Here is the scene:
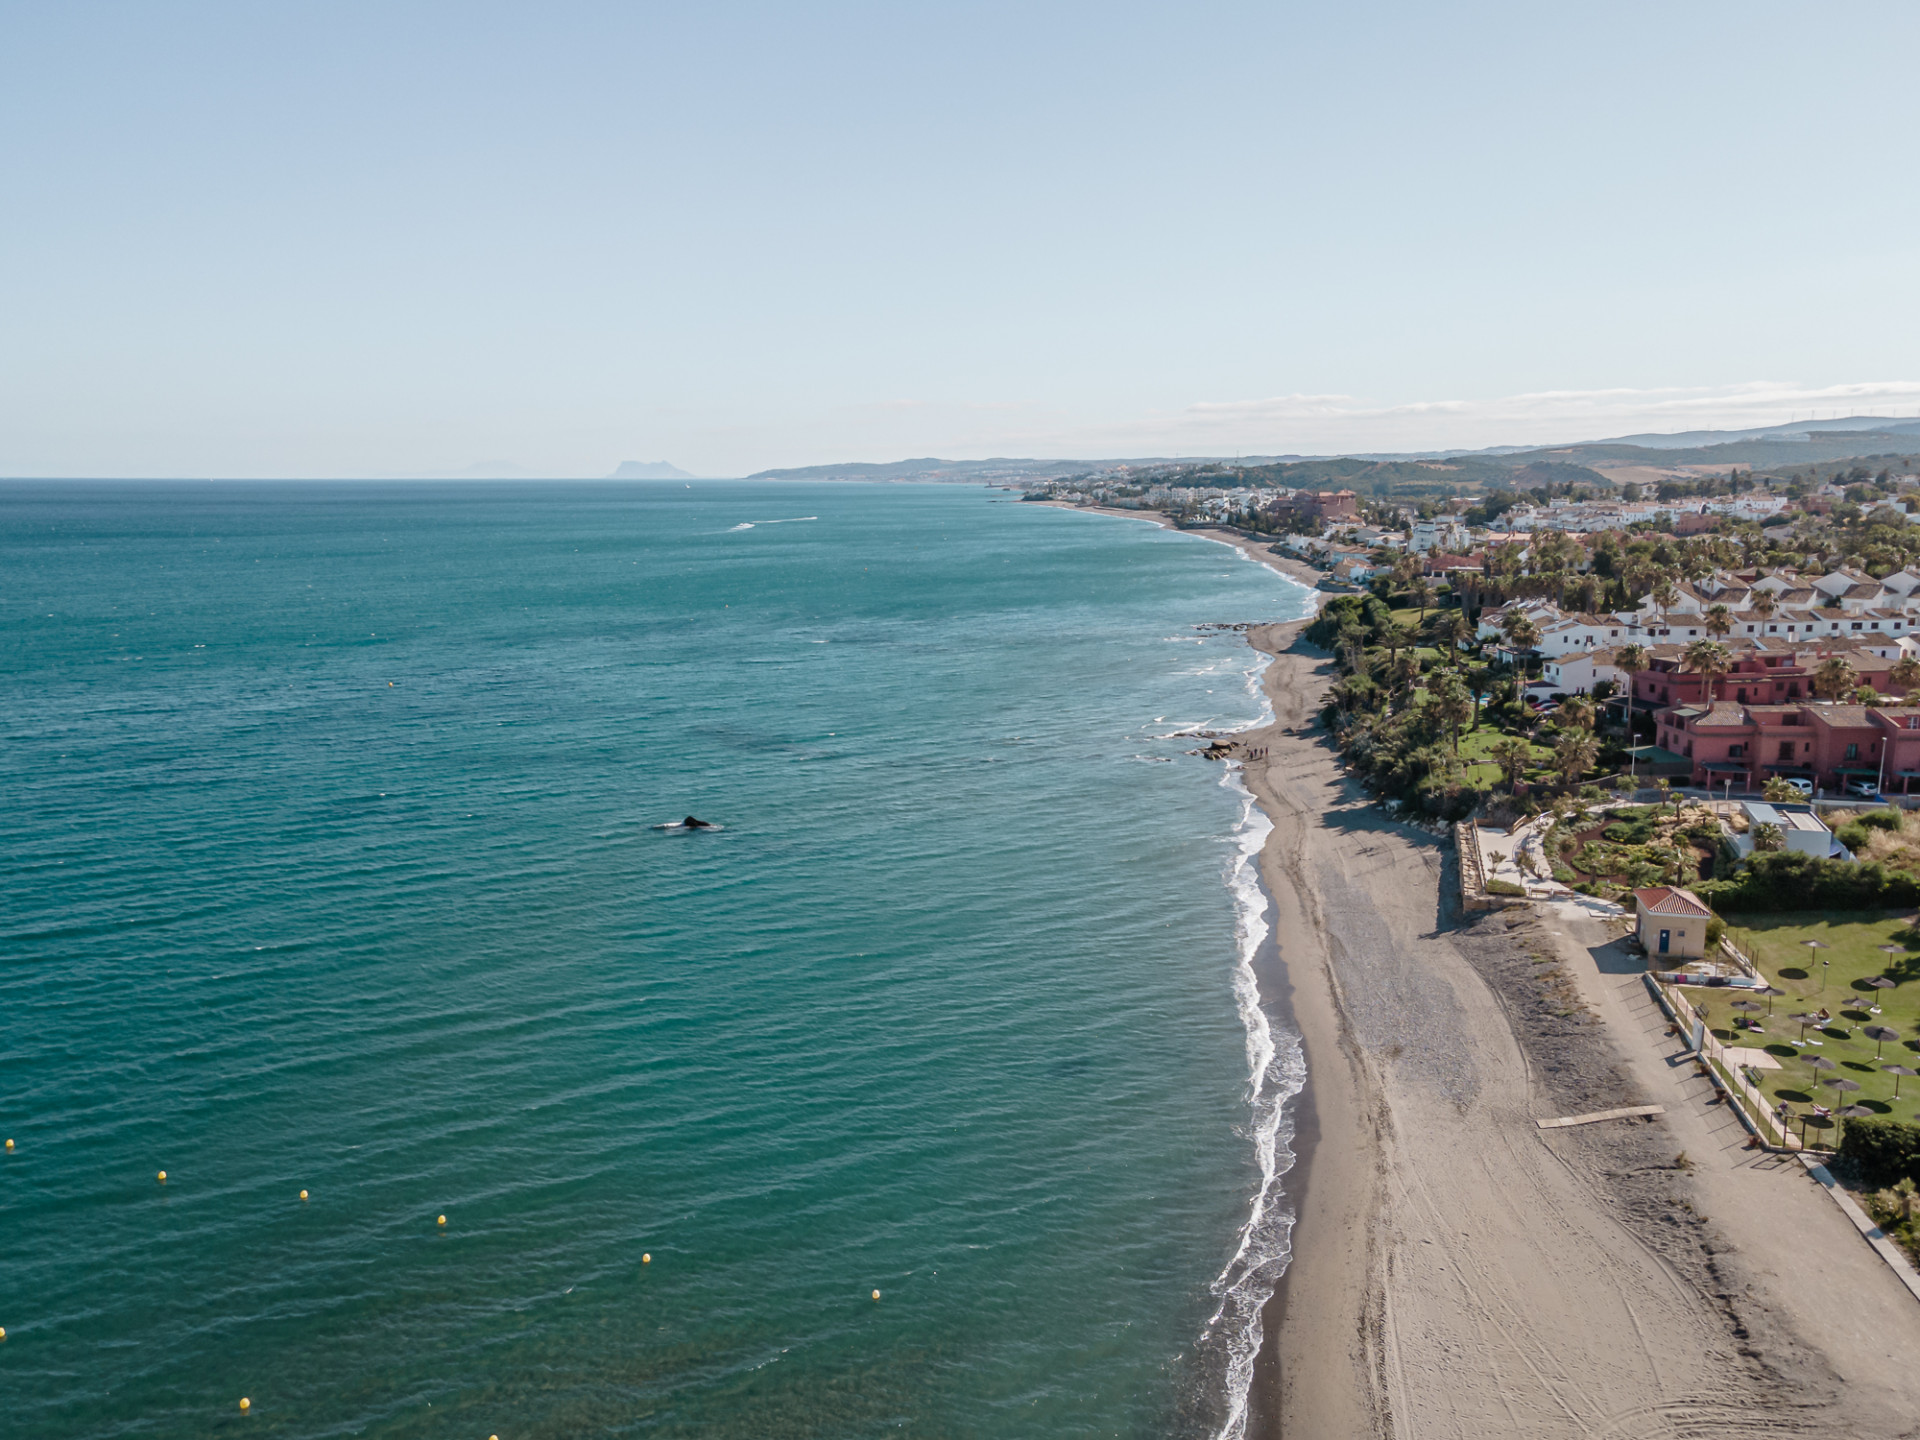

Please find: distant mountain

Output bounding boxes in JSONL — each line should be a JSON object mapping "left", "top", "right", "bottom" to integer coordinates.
{"left": 744, "top": 456, "right": 1098, "bottom": 483}
{"left": 1592, "top": 416, "right": 1920, "bottom": 449}
{"left": 608, "top": 460, "right": 697, "bottom": 480}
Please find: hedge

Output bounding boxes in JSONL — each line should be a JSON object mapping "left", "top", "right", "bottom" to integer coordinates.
{"left": 1839, "top": 1117, "right": 1920, "bottom": 1187}
{"left": 1697, "top": 850, "right": 1920, "bottom": 912}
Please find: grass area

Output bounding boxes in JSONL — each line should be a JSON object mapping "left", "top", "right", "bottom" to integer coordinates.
{"left": 1454, "top": 727, "right": 1539, "bottom": 763}
{"left": 1711, "top": 912, "right": 1920, "bottom": 1139}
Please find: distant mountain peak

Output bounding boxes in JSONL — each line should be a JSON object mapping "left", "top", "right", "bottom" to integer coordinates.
{"left": 608, "top": 460, "right": 696, "bottom": 480}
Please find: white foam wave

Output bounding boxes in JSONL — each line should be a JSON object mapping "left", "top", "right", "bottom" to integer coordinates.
{"left": 1203, "top": 766, "right": 1306, "bottom": 1440}
{"left": 727, "top": 522, "right": 755, "bottom": 531}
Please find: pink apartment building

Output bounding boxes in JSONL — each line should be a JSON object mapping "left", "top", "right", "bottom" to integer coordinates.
{"left": 1654, "top": 702, "right": 1920, "bottom": 793}
{"left": 1630, "top": 643, "right": 1902, "bottom": 712}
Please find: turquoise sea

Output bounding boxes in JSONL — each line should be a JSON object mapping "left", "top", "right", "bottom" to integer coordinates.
{"left": 0, "top": 481, "right": 1313, "bottom": 1439}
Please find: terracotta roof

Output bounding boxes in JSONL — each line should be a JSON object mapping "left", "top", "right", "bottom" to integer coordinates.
{"left": 1635, "top": 886, "right": 1714, "bottom": 918}
{"left": 1808, "top": 705, "right": 1879, "bottom": 726}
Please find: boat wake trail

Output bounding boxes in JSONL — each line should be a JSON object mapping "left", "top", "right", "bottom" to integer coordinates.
{"left": 1201, "top": 767, "right": 1305, "bottom": 1440}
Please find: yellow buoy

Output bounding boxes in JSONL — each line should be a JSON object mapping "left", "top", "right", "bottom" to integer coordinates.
{"left": 5, "top": 1138, "right": 13, "bottom": 1150}
{"left": 0, "top": 1326, "right": 8, "bottom": 1340}
{"left": 157, "top": 1170, "right": 167, "bottom": 1183}
{"left": 239, "top": 1397, "right": 250, "bottom": 1411}
{"left": 642, "top": 1253, "right": 651, "bottom": 1264}
{"left": 299, "top": 1190, "right": 309, "bottom": 1201}
{"left": 437, "top": 1214, "right": 447, "bottom": 1226}
{"left": 872, "top": 1289, "right": 881, "bottom": 1301}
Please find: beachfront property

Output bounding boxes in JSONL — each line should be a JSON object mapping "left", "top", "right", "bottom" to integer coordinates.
{"left": 1632, "top": 885, "right": 1713, "bottom": 959}
{"left": 1629, "top": 638, "right": 1909, "bottom": 711}
{"left": 1542, "top": 648, "right": 1625, "bottom": 695}
{"left": 1725, "top": 800, "right": 1841, "bottom": 859}
{"left": 1653, "top": 701, "right": 1920, "bottom": 794}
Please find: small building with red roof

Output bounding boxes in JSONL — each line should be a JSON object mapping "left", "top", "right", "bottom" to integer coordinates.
{"left": 1633, "top": 885, "right": 1714, "bottom": 960}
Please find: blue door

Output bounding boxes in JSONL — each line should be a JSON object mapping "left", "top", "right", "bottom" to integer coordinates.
{"left": 1659, "top": 929, "right": 1671, "bottom": 955}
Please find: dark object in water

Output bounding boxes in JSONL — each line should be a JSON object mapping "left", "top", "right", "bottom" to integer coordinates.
{"left": 682, "top": 815, "right": 714, "bottom": 829}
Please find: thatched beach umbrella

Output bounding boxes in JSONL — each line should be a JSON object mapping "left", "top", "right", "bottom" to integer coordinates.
{"left": 1884, "top": 1064, "right": 1918, "bottom": 1100}
{"left": 1821, "top": 1074, "right": 1861, "bottom": 1099}
{"left": 1758, "top": 983, "right": 1786, "bottom": 1016}
{"left": 1865, "top": 1024, "right": 1902, "bottom": 1060}
{"left": 1808, "top": 1054, "right": 1839, "bottom": 1078}
{"left": 1730, "top": 998, "right": 1765, "bottom": 1032}
{"left": 1866, "top": 975, "right": 1898, "bottom": 1012}
{"left": 1790, "top": 1012, "right": 1823, "bottom": 1044}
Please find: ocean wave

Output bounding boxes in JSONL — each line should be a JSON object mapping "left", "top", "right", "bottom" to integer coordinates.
{"left": 728, "top": 517, "right": 819, "bottom": 532}
{"left": 1202, "top": 767, "right": 1305, "bottom": 1440}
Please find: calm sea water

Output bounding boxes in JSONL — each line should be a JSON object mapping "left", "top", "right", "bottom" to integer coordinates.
{"left": 0, "top": 481, "right": 1312, "bottom": 1439}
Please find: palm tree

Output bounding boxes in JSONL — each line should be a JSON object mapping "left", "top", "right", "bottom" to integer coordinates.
{"left": 1813, "top": 655, "right": 1859, "bottom": 702}
{"left": 1749, "top": 587, "right": 1778, "bottom": 622}
{"left": 1503, "top": 614, "right": 1540, "bottom": 675}
{"left": 1651, "top": 576, "right": 1680, "bottom": 629}
{"left": 1613, "top": 641, "right": 1650, "bottom": 696}
{"left": 1891, "top": 655, "right": 1920, "bottom": 696}
{"left": 1433, "top": 609, "right": 1470, "bottom": 652}
{"left": 1683, "top": 638, "right": 1733, "bottom": 705}
{"left": 1558, "top": 694, "right": 1595, "bottom": 732}
{"left": 1489, "top": 736, "right": 1533, "bottom": 791}
{"left": 1553, "top": 731, "right": 1599, "bottom": 788}
{"left": 1762, "top": 775, "right": 1801, "bottom": 803}
{"left": 1704, "top": 603, "right": 1733, "bottom": 641}
{"left": 1751, "top": 821, "right": 1785, "bottom": 853}
{"left": 1409, "top": 576, "right": 1433, "bottom": 621}
{"left": 1431, "top": 672, "right": 1475, "bottom": 755}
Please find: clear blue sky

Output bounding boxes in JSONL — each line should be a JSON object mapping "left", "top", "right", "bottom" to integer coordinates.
{"left": 3, "top": 1, "right": 1916, "bottom": 477}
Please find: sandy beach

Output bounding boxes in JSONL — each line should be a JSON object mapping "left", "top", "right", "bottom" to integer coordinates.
{"left": 1042, "top": 500, "right": 1920, "bottom": 1434}
{"left": 1231, "top": 621, "right": 1920, "bottom": 1439}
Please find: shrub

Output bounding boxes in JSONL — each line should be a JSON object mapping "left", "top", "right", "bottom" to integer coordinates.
{"left": 1485, "top": 878, "right": 1526, "bottom": 897}
{"left": 1698, "top": 850, "right": 1920, "bottom": 911}
{"left": 1836, "top": 822, "right": 1870, "bottom": 852}
{"left": 1705, "top": 915, "right": 1726, "bottom": 948}
{"left": 1840, "top": 1117, "right": 1920, "bottom": 1186}
{"left": 1859, "top": 809, "right": 1904, "bottom": 832}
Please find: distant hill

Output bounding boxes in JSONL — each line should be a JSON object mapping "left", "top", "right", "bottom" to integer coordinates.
{"left": 608, "top": 460, "right": 697, "bottom": 480}
{"left": 1596, "top": 416, "right": 1920, "bottom": 449}
{"left": 745, "top": 456, "right": 1106, "bottom": 483}
{"left": 736, "top": 418, "right": 1920, "bottom": 493}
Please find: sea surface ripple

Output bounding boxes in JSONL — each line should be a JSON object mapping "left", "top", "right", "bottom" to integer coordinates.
{"left": 0, "top": 481, "right": 1313, "bottom": 1438}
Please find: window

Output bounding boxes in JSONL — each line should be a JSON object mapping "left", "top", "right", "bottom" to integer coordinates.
{"left": 1778, "top": 740, "right": 1795, "bottom": 762}
{"left": 1846, "top": 743, "right": 1859, "bottom": 761}
{"left": 1852, "top": 622, "right": 1862, "bottom": 630}
{"left": 1769, "top": 625, "right": 1779, "bottom": 633}
{"left": 1730, "top": 744, "right": 1745, "bottom": 758}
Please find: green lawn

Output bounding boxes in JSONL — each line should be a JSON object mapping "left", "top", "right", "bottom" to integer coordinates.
{"left": 1711, "top": 913, "right": 1920, "bottom": 1136}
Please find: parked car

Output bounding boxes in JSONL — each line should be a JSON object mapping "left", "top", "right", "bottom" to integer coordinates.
{"left": 1781, "top": 777, "right": 1813, "bottom": 797}
{"left": 1844, "top": 779, "right": 1882, "bottom": 799}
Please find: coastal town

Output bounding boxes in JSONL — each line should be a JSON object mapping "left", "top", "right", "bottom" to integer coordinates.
{"left": 1066, "top": 439, "right": 1920, "bottom": 1433}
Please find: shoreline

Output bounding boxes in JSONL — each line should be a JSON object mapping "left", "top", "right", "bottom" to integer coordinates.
{"left": 1230, "top": 624, "right": 1920, "bottom": 1437}
{"left": 1051, "top": 499, "right": 1920, "bottom": 1435}
{"left": 1031, "top": 500, "right": 1327, "bottom": 594}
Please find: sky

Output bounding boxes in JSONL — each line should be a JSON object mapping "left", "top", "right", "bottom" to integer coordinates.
{"left": 2, "top": 1, "right": 1917, "bottom": 478}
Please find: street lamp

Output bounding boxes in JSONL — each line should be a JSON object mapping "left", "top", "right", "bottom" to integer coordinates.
{"left": 1803, "top": 939, "right": 1828, "bottom": 993}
